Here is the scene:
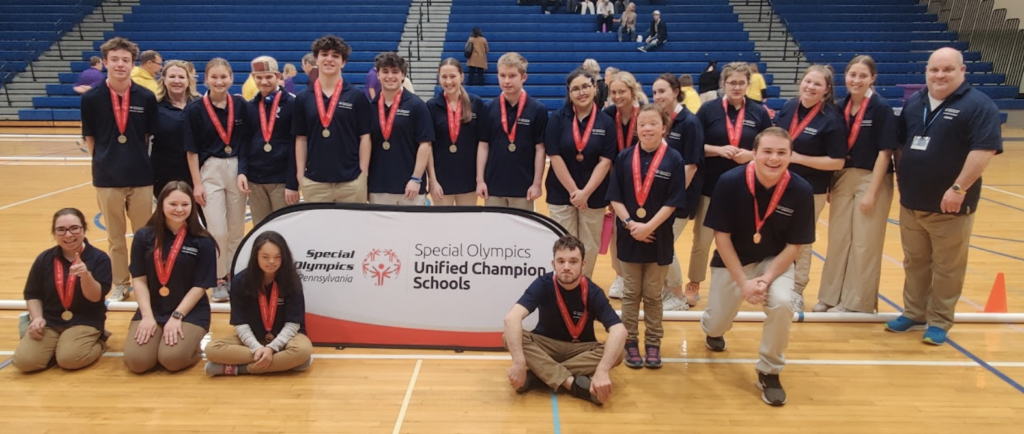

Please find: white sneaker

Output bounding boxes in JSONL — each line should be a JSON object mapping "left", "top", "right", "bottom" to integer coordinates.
{"left": 211, "top": 280, "right": 230, "bottom": 303}
{"left": 108, "top": 284, "right": 130, "bottom": 302}
{"left": 792, "top": 293, "right": 805, "bottom": 312}
{"left": 811, "top": 301, "right": 831, "bottom": 312}
{"left": 662, "top": 290, "right": 689, "bottom": 311}
{"left": 608, "top": 276, "right": 624, "bottom": 299}
{"left": 827, "top": 305, "right": 850, "bottom": 313}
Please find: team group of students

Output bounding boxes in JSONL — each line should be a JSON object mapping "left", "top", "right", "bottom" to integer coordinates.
{"left": 13, "top": 33, "right": 1001, "bottom": 405}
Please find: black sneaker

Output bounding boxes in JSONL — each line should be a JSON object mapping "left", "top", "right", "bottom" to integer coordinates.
{"left": 569, "top": 375, "right": 603, "bottom": 405}
{"left": 516, "top": 370, "right": 543, "bottom": 394}
{"left": 757, "top": 372, "right": 787, "bottom": 406}
{"left": 706, "top": 335, "right": 726, "bottom": 352}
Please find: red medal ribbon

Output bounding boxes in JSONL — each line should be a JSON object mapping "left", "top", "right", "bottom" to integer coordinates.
{"left": 154, "top": 226, "right": 188, "bottom": 290}
{"left": 500, "top": 91, "right": 528, "bottom": 144}
{"left": 572, "top": 104, "right": 598, "bottom": 158}
{"left": 723, "top": 97, "right": 746, "bottom": 147}
{"left": 788, "top": 100, "right": 822, "bottom": 139}
{"left": 378, "top": 89, "right": 403, "bottom": 143}
{"left": 202, "top": 94, "right": 234, "bottom": 145}
{"left": 259, "top": 281, "right": 280, "bottom": 337}
{"left": 552, "top": 274, "right": 588, "bottom": 342}
{"left": 745, "top": 163, "right": 791, "bottom": 238}
{"left": 314, "top": 79, "right": 343, "bottom": 130}
{"left": 53, "top": 245, "right": 84, "bottom": 312}
{"left": 631, "top": 140, "right": 668, "bottom": 216}
{"left": 108, "top": 81, "right": 131, "bottom": 136}
{"left": 844, "top": 93, "right": 870, "bottom": 151}
{"left": 259, "top": 91, "right": 283, "bottom": 145}
{"left": 615, "top": 105, "right": 638, "bottom": 151}
{"left": 447, "top": 96, "right": 462, "bottom": 144}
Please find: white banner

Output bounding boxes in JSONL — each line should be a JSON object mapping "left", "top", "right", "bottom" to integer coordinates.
{"left": 233, "top": 205, "right": 563, "bottom": 349}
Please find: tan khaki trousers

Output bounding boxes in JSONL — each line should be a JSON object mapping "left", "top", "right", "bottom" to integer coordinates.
{"left": 205, "top": 334, "right": 313, "bottom": 374}
{"left": 123, "top": 320, "right": 206, "bottom": 373}
{"left": 899, "top": 206, "right": 975, "bottom": 331}
{"left": 793, "top": 194, "right": 827, "bottom": 295}
{"left": 619, "top": 261, "right": 668, "bottom": 346}
{"left": 368, "top": 193, "right": 427, "bottom": 205}
{"left": 687, "top": 195, "right": 714, "bottom": 284}
{"left": 300, "top": 172, "right": 368, "bottom": 204}
{"left": 665, "top": 218, "right": 690, "bottom": 288}
{"left": 505, "top": 331, "right": 616, "bottom": 390}
{"left": 12, "top": 325, "right": 105, "bottom": 372}
{"left": 96, "top": 186, "right": 153, "bottom": 286}
{"left": 200, "top": 157, "right": 247, "bottom": 277}
{"left": 432, "top": 192, "right": 478, "bottom": 206}
{"left": 248, "top": 182, "right": 287, "bottom": 226}
{"left": 548, "top": 204, "right": 606, "bottom": 277}
{"left": 485, "top": 196, "right": 534, "bottom": 212}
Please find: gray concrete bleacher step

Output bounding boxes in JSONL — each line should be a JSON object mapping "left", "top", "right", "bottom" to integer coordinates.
{"left": 400, "top": 0, "right": 453, "bottom": 100}
{"left": 730, "top": 0, "right": 806, "bottom": 99}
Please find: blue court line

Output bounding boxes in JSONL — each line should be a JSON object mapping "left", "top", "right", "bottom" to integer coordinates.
{"left": 0, "top": 358, "right": 11, "bottom": 371}
{"left": 971, "top": 234, "right": 1024, "bottom": 244}
{"left": 980, "top": 196, "right": 1024, "bottom": 213}
{"left": 550, "top": 391, "right": 562, "bottom": 434}
{"left": 93, "top": 212, "right": 105, "bottom": 231}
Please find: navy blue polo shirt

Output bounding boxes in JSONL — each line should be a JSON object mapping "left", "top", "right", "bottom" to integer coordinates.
{"left": 696, "top": 97, "right": 773, "bottom": 197}
{"left": 292, "top": 79, "right": 372, "bottom": 183}
{"left": 129, "top": 226, "right": 216, "bottom": 330}
{"left": 602, "top": 105, "right": 639, "bottom": 151}
{"left": 705, "top": 165, "right": 816, "bottom": 266}
{"left": 483, "top": 94, "right": 548, "bottom": 197}
{"left": 667, "top": 106, "right": 705, "bottom": 218}
{"left": 840, "top": 92, "right": 898, "bottom": 172}
{"left": 242, "top": 90, "right": 298, "bottom": 190}
{"left": 183, "top": 94, "right": 251, "bottom": 167}
{"left": 151, "top": 99, "right": 194, "bottom": 187}
{"left": 228, "top": 269, "right": 306, "bottom": 342}
{"left": 368, "top": 90, "right": 435, "bottom": 195}
{"left": 896, "top": 82, "right": 1003, "bottom": 215}
{"left": 605, "top": 145, "right": 688, "bottom": 265}
{"left": 516, "top": 273, "right": 622, "bottom": 343}
{"left": 23, "top": 240, "right": 112, "bottom": 331}
{"left": 544, "top": 104, "right": 617, "bottom": 209}
{"left": 427, "top": 93, "right": 487, "bottom": 195}
{"left": 776, "top": 98, "right": 848, "bottom": 194}
{"left": 81, "top": 80, "right": 158, "bottom": 188}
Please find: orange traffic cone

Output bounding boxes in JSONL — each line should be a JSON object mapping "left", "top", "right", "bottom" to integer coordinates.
{"left": 983, "top": 272, "right": 1008, "bottom": 313}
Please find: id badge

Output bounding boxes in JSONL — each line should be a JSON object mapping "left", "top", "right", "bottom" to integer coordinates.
{"left": 910, "top": 136, "right": 930, "bottom": 151}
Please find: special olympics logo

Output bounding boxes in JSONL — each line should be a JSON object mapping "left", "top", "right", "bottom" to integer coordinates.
{"left": 362, "top": 248, "right": 402, "bottom": 286}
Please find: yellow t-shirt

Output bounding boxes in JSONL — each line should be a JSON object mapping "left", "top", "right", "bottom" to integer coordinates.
{"left": 242, "top": 76, "right": 258, "bottom": 101}
{"left": 747, "top": 73, "right": 767, "bottom": 102}
{"left": 130, "top": 66, "right": 158, "bottom": 94}
{"left": 681, "top": 86, "right": 701, "bottom": 114}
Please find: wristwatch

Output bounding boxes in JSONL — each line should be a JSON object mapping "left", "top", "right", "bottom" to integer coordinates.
{"left": 951, "top": 184, "right": 967, "bottom": 195}
{"left": 171, "top": 311, "right": 184, "bottom": 320}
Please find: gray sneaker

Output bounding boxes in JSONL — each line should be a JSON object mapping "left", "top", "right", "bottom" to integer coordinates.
{"left": 18, "top": 312, "right": 30, "bottom": 339}
{"left": 608, "top": 276, "right": 624, "bottom": 299}
{"left": 211, "top": 280, "right": 230, "bottom": 303}
{"left": 108, "top": 284, "right": 130, "bottom": 302}
{"left": 757, "top": 372, "right": 787, "bottom": 406}
{"left": 792, "top": 293, "right": 805, "bottom": 312}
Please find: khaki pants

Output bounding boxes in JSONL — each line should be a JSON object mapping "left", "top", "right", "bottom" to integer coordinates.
{"left": 818, "top": 169, "right": 893, "bottom": 312}
{"left": 205, "top": 334, "right": 313, "bottom": 374}
{"left": 200, "top": 157, "right": 247, "bottom": 278}
{"left": 687, "top": 195, "right": 714, "bottom": 284}
{"left": 793, "top": 194, "right": 827, "bottom": 295}
{"left": 96, "top": 186, "right": 153, "bottom": 286}
{"left": 702, "top": 260, "right": 796, "bottom": 375}
{"left": 300, "top": 173, "right": 367, "bottom": 204}
{"left": 123, "top": 320, "right": 207, "bottom": 373}
{"left": 485, "top": 196, "right": 534, "bottom": 212}
{"left": 665, "top": 218, "right": 690, "bottom": 288}
{"left": 699, "top": 91, "right": 718, "bottom": 104}
{"left": 505, "top": 331, "right": 615, "bottom": 390}
{"left": 619, "top": 261, "right": 668, "bottom": 346}
{"left": 368, "top": 193, "right": 426, "bottom": 205}
{"left": 248, "top": 182, "right": 287, "bottom": 226}
{"left": 432, "top": 192, "right": 478, "bottom": 206}
{"left": 12, "top": 325, "right": 105, "bottom": 372}
{"left": 899, "top": 206, "right": 975, "bottom": 331}
{"left": 548, "top": 205, "right": 606, "bottom": 277}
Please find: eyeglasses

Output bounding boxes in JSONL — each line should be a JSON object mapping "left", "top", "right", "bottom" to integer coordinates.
{"left": 725, "top": 81, "right": 748, "bottom": 88}
{"left": 569, "top": 83, "right": 595, "bottom": 96}
{"left": 55, "top": 226, "right": 83, "bottom": 236}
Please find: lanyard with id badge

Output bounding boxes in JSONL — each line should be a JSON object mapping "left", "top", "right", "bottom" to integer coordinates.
{"left": 911, "top": 104, "right": 942, "bottom": 151}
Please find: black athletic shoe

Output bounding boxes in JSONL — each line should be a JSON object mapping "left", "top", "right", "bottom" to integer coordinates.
{"left": 705, "top": 335, "right": 726, "bottom": 352}
{"left": 757, "top": 372, "right": 787, "bottom": 406}
{"left": 516, "top": 370, "right": 543, "bottom": 394}
{"left": 569, "top": 375, "right": 603, "bottom": 405}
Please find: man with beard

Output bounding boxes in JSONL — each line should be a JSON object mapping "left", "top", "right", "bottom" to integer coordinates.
{"left": 502, "top": 235, "right": 626, "bottom": 405}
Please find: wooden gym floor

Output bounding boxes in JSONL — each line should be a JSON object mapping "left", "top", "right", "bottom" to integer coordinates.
{"left": 0, "top": 131, "right": 1023, "bottom": 433}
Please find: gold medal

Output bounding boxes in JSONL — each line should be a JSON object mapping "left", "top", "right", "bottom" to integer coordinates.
{"left": 224, "top": 146, "right": 233, "bottom": 154}
{"left": 636, "top": 207, "right": 647, "bottom": 219}
{"left": 263, "top": 143, "right": 272, "bottom": 153}
{"left": 265, "top": 333, "right": 274, "bottom": 342}
{"left": 61, "top": 310, "right": 73, "bottom": 321}
{"left": 508, "top": 143, "right": 516, "bottom": 152}
{"left": 118, "top": 134, "right": 127, "bottom": 144}
{"left": 159, "top": 286, "right": 170, "bottom": 297}
{"left": 449, "top": 144, "right": 457, "bottom": 153}
{"left": 576, "top": 153, "right": 584, "bottom": 162}
{"left": 753, "top": 233, "right": 762, "bottom": 244}
{"left": 382, "top": 141, "right": 391, "bottom": 150}
{"left": 322, "top": 129, "right": 331, "bottom": 138}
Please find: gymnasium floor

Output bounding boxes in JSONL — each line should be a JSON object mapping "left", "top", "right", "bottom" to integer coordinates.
{"left": 0, "top": 131, "right": 1022, "bottom": 433}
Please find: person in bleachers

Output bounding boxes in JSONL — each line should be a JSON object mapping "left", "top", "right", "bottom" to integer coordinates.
{"left": 131, "top": 50, "right": 163, "bottom": 95}
{"left": 603, "top": 71, "right": 648, "bottom": 299}
{"left": 185, "top": 58, "right": 251, "bottom": 303}
{"left": 283, "top": 63, "right": 297, "bottom": 94}
{"left": 613, "top": 0, "right": 631, "bottom": 15}
{"left": 637, "top": 10, "right": 666, "bottom": 52}
{"left": 544, "top": 68, "right": 616, "bottom": 278}
{"left": 813, "top": 55, "right": 896, "bottom": 314}
{"left": 651, "top": 73, "right": 703, "bottom": 311}
{"left": 677, "top": 74, "right": 701, "bottom": 114}
{"left": 582, "top": 59, "right": 607, "bottom": 109}
{"left": 238, "top": 56, "right": 298, "bottom": 225}
{"left": 241, "top": 74, "right": 258, "bottom": 101}
{"left": 292, "top": 35, "right": 372, "bottom": 204}
{"left": 301, "top": 53, "right": 318, "bottom": 91}
{"left": 427, "top": 58, "right": 486, "bottom": 206}
{"left": 597, "top": 0, "right": 614, "bottom": 32}
{"left": 774, "top": 65, "right": 847, "bottom": 310}
{"left": 698, "top": 61, "right": 720, "bottom": 103}
{"left": 152, "top": 60, "right": 201, "bottom": 198}
{"left": 746, "top": 63, "right": 767, "bottom": 103}
{"left": 466, "top": 27, "right": 489, "bottom": 86}
{"left": 73, "top": 56, "right": 104, "bottom": 95}
{"left": 541, "top": 0, "right": 565, "bottom": 14}
{"left": 365, "top": 59, "right": 381, "bottom": 101}
{"left": 367, "top": 52, "right": 434, "bottom": 205}
{"left": 82, "top": 37, "right": 158, "bottom": 303}
{"left": 688, "top": 62, "right": 772, "bottom": 308}
{"left": 477, "top": 53, "right": 548, "bottom": 212}
{"left": 884, "top": 47, "right": 1002, "bottom": 345}
{"left": 616, "top": 2, "right": 637, "bottom": 42}
{"left": 604, "top": 66, "right": 619, "bottom": 89}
